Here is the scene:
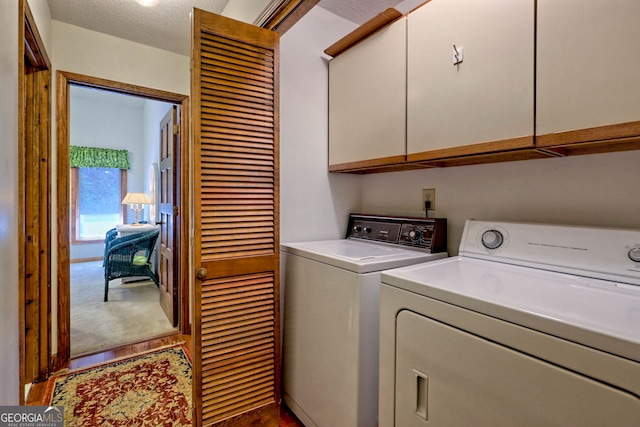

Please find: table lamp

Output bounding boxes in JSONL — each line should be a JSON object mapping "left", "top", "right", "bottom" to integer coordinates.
{"left": 121, "top": 192, "right": 151, "bottom": 225}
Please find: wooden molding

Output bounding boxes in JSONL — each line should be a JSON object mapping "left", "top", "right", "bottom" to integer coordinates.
{"left": 20, "top": 0, "right": 53, "bottom": 400}
{"left": 258, "top": 0, "right": 320, "bottom": 35}
{"left": 328, "top": 154, "right": 407, "bottom": 172}
{"left": 328, "top": 132, "right": 640, "bottom": 174}
{"left": 418, "top": 148, "right": 555, "bottom": 168}
{"left": 331, "top": 148, "right": 553, "bottom": 174}
{"left": 536, "top": 120, "right": 640, "bottom": 147}
{"left": 407, "top": 135, "right": 534, "bottom": 163}
{"left": 539, "top": 135, "right": 640, "bottom": 157}
{"left": 70, "top": 257, "right": 103, "bottom": 264}
{"left": 23, "top": 0, "right": 50, "bottom": 70}
{"left": 54, "top": 71, "right": 71, "bottom": 372}
{"left": 331, "top": 162, "right": 432, "bottom": 175}
{"left": 324, "top": 8, "right": 403, "bottom": 58}
{"left": 57, "top": 71, "right": 188, "bottom": 103}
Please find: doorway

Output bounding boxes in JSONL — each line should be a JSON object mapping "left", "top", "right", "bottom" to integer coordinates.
{"left": 67, "top": 85, "right": 176, "bottom": 356}
{"left": 54, "top": 71, "right": 190, "bottom": 370}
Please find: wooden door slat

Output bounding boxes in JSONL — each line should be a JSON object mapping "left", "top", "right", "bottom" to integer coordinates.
{"left": 194, "top": 9, "right": 280, "bottom": 425}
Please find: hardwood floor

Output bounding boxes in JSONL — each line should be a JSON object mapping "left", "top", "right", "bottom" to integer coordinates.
{"left": 27, "top": 332, "right": 305, "bottom": 426}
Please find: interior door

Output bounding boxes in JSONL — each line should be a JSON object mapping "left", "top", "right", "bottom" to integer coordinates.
{"left": 192, "top": 8, "right": 280, "bottom": 426}
{"left": 20, "top": 0, "right": 51, "bottom": 392}
{"left": 159, "top": 106, "right": 178, "bottom": 326}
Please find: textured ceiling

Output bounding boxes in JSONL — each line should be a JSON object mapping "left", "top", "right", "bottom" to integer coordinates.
{"left": 318, "top": 0, "right": 404, "bottom": 25}
{"left": 47, "top": 0, "right": 405, "bottom": 56}
{"left": 47, "top": 0, "right": 232, "bottom": 56}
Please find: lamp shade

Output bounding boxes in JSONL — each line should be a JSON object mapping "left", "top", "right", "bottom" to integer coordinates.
{"left": 122, "top": 192, "right": 151, "bottom": 205}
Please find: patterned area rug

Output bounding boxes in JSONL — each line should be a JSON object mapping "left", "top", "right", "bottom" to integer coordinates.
{"left": 43, "top": 344, "right": 192, "bottom": 426}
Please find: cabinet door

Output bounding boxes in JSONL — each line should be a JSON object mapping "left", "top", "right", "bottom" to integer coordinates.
{"left": 407, "top": 0, "right": 534, "bottom": 161}
{"left": 537, "top": 0, "right": 640, "bottom": 146}
{"left": 329, "top": 17, "right": 406, "bottom": 169}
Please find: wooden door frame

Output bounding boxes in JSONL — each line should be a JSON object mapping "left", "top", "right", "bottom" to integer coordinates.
{"left": 54, "top": 71, "right": 190, "bottom": 370}
{"left": 19, "top": 0, "right": 51, "bottom": 404}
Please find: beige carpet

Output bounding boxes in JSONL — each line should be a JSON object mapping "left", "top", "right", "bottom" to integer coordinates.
{"left": 70, "top": 261, "right": 177, "bottom": 356}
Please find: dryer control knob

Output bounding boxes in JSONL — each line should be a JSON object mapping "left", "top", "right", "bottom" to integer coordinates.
{"left": 364, "top": 226, "right": 372, "bottom": 233}
{"left": 628, "top": 247, "right": 640, "bottom": 262}
{"left": 353, "top": 225, "right": 362, "bottom": 233}
{"left": 409, "top": 229, "right": 422, "bottom": 241}
{"left": 481, "top": 230, "right": 504, "bottom": 250}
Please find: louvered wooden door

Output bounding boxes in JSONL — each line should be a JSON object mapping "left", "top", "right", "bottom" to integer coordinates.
{"left": 192, "top": 9, "right": 280, "bottom": 427}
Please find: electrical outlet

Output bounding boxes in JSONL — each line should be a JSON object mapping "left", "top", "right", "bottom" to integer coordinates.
{"left": 422, "top": 188, "right": 436, "bottom": 211}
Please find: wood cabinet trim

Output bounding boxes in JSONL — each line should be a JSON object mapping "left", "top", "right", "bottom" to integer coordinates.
{"left": 324, "top": 8, "right": 403, "bottom": 58}
{"left": 407, "top": 135, "right": 534, "bottom": 163}
{"left": 418, "top": 148, "right": 555, "bottom": 168}
{"left": 536, "top": 121, "right": 640, "bottom": 148}
{"left": 540, "top": 136, "right": 640, "bottom": 157}
{"left": 328, "top": 154, "right": 407, "bottom": 172}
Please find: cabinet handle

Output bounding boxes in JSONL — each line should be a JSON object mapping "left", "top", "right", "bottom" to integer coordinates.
{"left": 414, "top": 369, "right": 429, "bottom": 421}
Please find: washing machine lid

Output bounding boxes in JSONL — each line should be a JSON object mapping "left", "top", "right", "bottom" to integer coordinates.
{"left": 281, "top": 239, "right": 447, "bottom": 273}
{"left": 381, "top": 257, "right": 640, "bottom": 362}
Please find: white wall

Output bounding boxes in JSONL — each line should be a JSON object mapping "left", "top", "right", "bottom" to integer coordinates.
{"left": 361, "top": 151, "right": 640, "bottom": 255}
{"left": 26, "top": 0, "right": 52, "bottom": 55}
{"left": 280, "top": 7, "right": 362, "bottom": 242}
{"left": 52, "top": 21, "right": 189, "bottom": 95}
{"left": 142, "top": 101, "right": 173, "bottom": 223}
{"left": 0, "top": 0, "right": 20, "bottom": 406}
{"left": 222, "top": 0, "right": 271, "bottom": 23}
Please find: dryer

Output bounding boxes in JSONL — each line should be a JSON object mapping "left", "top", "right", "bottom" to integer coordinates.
{"left": 379, "top": 220, "right": 640, "bottom": 426}
{"left": 282, "top": 214, "right": 447, "bottom": 427}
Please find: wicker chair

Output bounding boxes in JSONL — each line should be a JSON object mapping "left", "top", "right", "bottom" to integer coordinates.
{"left": 103, "top": 229, "right": 160, "bottom": 302}
{"left": 103, "top": 227, "right": 119, "bottom": 267}
{"left": 102, "top": 222, "right": 149, "bottom": 266}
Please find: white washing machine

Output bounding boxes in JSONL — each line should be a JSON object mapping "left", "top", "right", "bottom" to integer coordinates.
{"left": 380, "top": 220, "right": 640, "bottom": 427}
{"left": 282, "top": 214, "right": 448, "bottom": 427}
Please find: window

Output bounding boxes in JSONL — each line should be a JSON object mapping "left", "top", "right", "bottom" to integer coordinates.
{"left": 71, "top": 167, "right": 127, "bottom": 243}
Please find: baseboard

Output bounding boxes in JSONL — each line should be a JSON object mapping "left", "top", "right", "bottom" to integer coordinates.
{"left": 70, "top": 257, "right": 103, "bottom": 264}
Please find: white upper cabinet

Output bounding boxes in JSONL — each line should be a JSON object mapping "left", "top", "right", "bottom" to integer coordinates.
{"left": 537, "top": 0, "right": 640, "bottom": 143}
{"left": 328, "top": 17, "right": 407, "bottom": 168}
{"left": 407, "top": 0, "right": 534, "bottom": 160}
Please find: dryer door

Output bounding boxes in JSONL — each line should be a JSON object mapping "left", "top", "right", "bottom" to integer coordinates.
{"left": 395, "top": 310, "right": 639, "bottom": 427}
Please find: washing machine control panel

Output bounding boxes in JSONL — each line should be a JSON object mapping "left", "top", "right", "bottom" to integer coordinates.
{"left": 347, "top": 214, "right": 447, "bottom": 253}
{"left": 350, "top": 220, "right": 401, "bottom": 243}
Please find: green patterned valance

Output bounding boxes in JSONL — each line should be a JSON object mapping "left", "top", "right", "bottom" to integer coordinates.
{"left": 70, "top": 146, "right": 130, "bottom": 169}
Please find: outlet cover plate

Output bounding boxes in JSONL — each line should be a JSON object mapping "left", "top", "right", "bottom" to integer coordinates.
{"left": 422, "top": 188, "right": 436, "bottom": 210}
